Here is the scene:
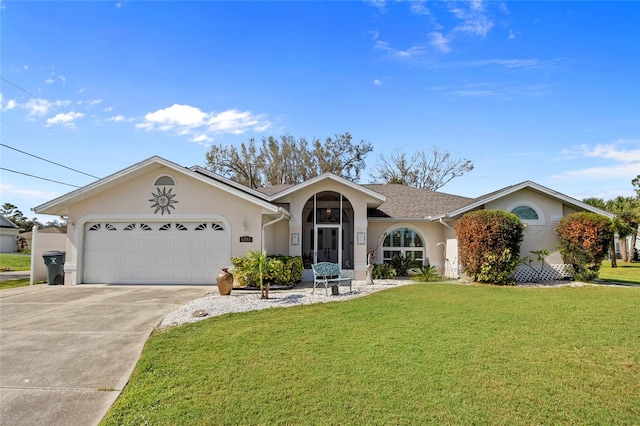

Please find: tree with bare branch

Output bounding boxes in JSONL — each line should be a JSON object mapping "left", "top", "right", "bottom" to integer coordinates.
{"left": 371, "top": 146, "right": 474, "bottom": 190}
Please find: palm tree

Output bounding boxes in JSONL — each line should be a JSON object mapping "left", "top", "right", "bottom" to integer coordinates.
{"left": 606, "top": 196, "right": 640, "bottom": 263}
{"left": 247, "top": 249, "right": 271, "bottom": 299}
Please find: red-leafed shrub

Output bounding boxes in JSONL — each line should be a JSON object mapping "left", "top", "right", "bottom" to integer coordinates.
{"left": 455, "top": 210, "right": 524, "bottom": 285}
{"left": 555, "top": 212, "right": 612, "bottom": 282}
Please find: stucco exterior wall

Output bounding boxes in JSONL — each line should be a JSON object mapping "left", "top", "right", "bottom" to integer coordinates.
{"left": 64, "top": 166, "right": 267, "bottom": 283}
{"left": 485, "top": 188, "right": 564, "bottom": 263}
{"left": 29, "top": 229, "right": 67, "bottom": 284}
{"left": 367, "top": 220, "right": 447, "bottom": 272}
{"left": 283, "top": 180, "right": 371, "bottom": 279}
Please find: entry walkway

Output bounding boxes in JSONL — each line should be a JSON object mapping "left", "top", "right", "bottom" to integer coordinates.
{"left": 0, "top": 284, "right": 208, "bottom": 426}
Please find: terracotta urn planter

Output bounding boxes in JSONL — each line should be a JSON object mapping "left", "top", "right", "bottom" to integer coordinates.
{"left": 216, "top": 268, "right": 234, "bottom": 296}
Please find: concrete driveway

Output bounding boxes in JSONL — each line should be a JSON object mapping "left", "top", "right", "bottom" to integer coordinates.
{"left": 0, "top": 284, "right": 209, "bottom": 426}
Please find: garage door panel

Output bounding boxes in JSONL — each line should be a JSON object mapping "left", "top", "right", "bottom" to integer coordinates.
{"left": 83, "top": 222, "right": 228, "bottom": 284}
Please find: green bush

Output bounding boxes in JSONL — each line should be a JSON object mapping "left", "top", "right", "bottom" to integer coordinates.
{"left": 231, "top": 254, "right": 303, "bottom": 287}
{"left": 372, "top": 263, "right": 396, "bottom": 279}
{"left": 476, "top": 249, "right": 518, "bottom": 285}
{"left": 455, "top": 210, "right": 524, "bottom": 284}
{"left": 555, "top": 212, "right": 612, "bottom": 282}
{"left": 390, "top": 253, "right": 421, "bottom": 277}
{"left": 410, "top": 266, "right": 441, "bottom": 282}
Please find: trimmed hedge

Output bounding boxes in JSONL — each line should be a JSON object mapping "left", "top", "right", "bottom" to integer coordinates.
{"left": 231, "top": 254, "right": 303, "bottom": 287}
{"left": 555, "top": 212, "right": 612, "bottom": 281}
{"left": 455, "top": 210, "right": 524, "bottom": 285}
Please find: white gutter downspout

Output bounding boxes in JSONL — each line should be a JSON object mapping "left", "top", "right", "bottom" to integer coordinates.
{"left": 261, "top": 207, "right": 289, "bottom": 252}
{"left": 439, "top": 217, "right": 454, "bottom": 230}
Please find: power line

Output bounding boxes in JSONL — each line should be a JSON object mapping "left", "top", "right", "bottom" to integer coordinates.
{"left": 0, "top": 167, "right": 81, "bottom": 188}
{"left": 0, "top": 143, "right": 101, "bottom": 179}
{"left": 0, "top": 76, "right": 36, "bottom": 97}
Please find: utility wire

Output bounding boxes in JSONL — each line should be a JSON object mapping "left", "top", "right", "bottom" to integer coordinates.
{"left": 0, "top": 77, "right": 36, "bottom": 97}
{"left": 0, "top": 167, "right": 81, "bottom": 188}
{"left": 0, "top": 143, "right": 101, "bottom": 179}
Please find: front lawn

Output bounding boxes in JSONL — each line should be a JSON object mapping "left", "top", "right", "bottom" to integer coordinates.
{"left": 0, "top": 253, "right": 31, "bottom": 271}
{"left": 101, "top": 283, "right": 640, "bottom": 425}
{"left": 599, "top": 261, "right": 640, "bottom": 284}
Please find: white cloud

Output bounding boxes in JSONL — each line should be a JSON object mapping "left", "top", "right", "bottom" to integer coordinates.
{"left": 137, "top": 104, "right": 272, "bottom": 143}
{"left": 59, "top": 75, "right": 66, "bottom": 85}
{"left": 4, "top": 99, "right": 17, "bottom": 111}
{"left": 374, "top": 39, "right": 426, "bottom": 59}
{"left": 86, "top": 99, "right": 103, "bottom": 107}
{"left": 46, "top": 111, "right": 85, "bottom": 128}
{"left": 0, "top": 183, "right": 60, "bottom": 202}
{"left": 25, "top": 98, "right": 53, "bottom": 117}
{"left": 106, "top": 115, "right": 126, "bottom": 122}
{"left": 430, "top": 32, "right": 451, "bottom": 52}
{"left": 552, "top": 142, "right": 640, "bottom": 180}
{"left": 138, "top": 104, "right": 208, "bottom": 131}
{"left": 449, "top": 2, "right": 494, "bottom": 36}
{"left": 409, "top": 0, "right": 431, "bottom": 16}
{"left": 207, "top": 109, "right": 269, "bottom": 134}
{"left": 560, "top": 143, "right": 640, "bottom": 163}
{"left": 44, "top": 78, "right": 55, "bottom": 85}
{"left": 373, "top": 79, "right": 383, "bottom": 86}
{"left": 192, "top": 134, "right": 213, "bottom": 143}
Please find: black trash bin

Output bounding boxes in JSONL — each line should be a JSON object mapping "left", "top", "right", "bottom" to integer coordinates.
{"left": 42, "top": 251, "right": 66, "bottom": 285}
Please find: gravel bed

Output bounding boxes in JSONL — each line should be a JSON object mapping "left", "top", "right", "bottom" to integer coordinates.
{"left": 158, "top": 278, "right": 591, "bottom": 329}
{"left": 159, "top": 279, "right": 415, "bottom": 329}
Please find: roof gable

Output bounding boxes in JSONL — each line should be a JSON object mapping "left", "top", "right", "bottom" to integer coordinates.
{"left": 267, "top": 173, "right": 387, "bottom": 205}
{"left": 0, "top": 215, "right": 20, "bottom": 229}
{"left": 437, "top": 180, "right": 615, "bottom": 219}
{"left": 34, "top": 156, "right": 282, "bottom": 216}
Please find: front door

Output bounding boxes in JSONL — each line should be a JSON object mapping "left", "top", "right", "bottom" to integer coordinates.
{"left": 316, "top": 226, "right": 339, "bottom": 263}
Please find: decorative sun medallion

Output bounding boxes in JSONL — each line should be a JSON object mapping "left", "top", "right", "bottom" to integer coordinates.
{"left": 149, "top": 187, "right": 178, "bottom": 215}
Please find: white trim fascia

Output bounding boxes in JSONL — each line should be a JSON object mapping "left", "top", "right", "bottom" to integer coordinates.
{"left": 34, "top": 156, "right": 282, "bottom": 216}
{"left": 367, "top": 217, "right": 433, "bottom": 223}
{"left": 431, "top": 180, "right": 615, "bottom": 220}
{"left": 268, "top": 173, "right": 387, "bottom": 203}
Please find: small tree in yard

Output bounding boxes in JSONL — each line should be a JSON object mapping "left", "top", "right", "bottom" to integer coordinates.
{"left": 555, "top": 212, "right": 612, "bottom": 282}
{"left": 455, "top": 210, "right": 524, "bottom": 285}
{"left": 247, "top": 249, "right": 272, "bottom": 299}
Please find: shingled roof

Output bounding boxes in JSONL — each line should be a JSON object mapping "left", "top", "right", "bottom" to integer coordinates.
{"left": 362, "top": 184, "right": 473, "bottom": 219}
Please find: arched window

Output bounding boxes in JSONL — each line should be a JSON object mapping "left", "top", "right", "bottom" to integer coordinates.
{"left": 508, "top": 201, "right": 545, "bottom": 225}
{"left": 154, "top": 175, "right": 175, "bottom": 186}
{"left": 382, "top": 228, "right": 425, "bottom": 265}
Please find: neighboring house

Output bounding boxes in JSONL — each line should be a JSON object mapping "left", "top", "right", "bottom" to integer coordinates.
{"left": 33, "top": 156, "right": 613, "bottom": 285}
{"left": 19, "top": 226, "right": 67, "bottom": 251}
{"left": 0, "top": 215, "right": 21, "bottom": 253}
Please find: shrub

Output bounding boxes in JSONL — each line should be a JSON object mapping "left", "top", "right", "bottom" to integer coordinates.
{"left": 410, "top": 265, "right": 441, "bottom": 282}
{"left": 555, "top": 212, "right": 612, "bottom": 282}
{"left": 372, "top": 263, "right": 396, "bottom": 279}
{"left": 390, "top": 253, "right": 420, "bottom": 277}
{"left": 231, "top": 254, "right": 303, "bottom": 287}
{"left": 455, "top": 210, "right": 524, "bottom": 284}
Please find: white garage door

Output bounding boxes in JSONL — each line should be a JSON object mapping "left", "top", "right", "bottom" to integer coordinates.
{"left": 83, "top": 221, "right": 228, "bottom": 284}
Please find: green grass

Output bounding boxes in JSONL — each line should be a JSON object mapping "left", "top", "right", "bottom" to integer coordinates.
{"left": 0, "top": 253, "right": 31, "bottom": 271}
{"left": 101, "top": 283, "right": 640, "bottom": 425}
{"left": 598, "top": 261, "right": 640, "bottom": 284}
{"left": 0, "top": 278, "right": 45, "bottom": 290}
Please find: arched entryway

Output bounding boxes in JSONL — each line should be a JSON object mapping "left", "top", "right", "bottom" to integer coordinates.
{"left": 302, "top": 192, "right": 354, "bottom": 270}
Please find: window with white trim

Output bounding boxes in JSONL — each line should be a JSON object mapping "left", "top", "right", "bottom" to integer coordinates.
{"left": 382, "top": 228, "right": 424, "bottom": 265}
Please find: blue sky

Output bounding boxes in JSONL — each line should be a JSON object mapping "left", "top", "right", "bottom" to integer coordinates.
{"left": 1, "top": 0, "right": 639, "bottom": 223}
